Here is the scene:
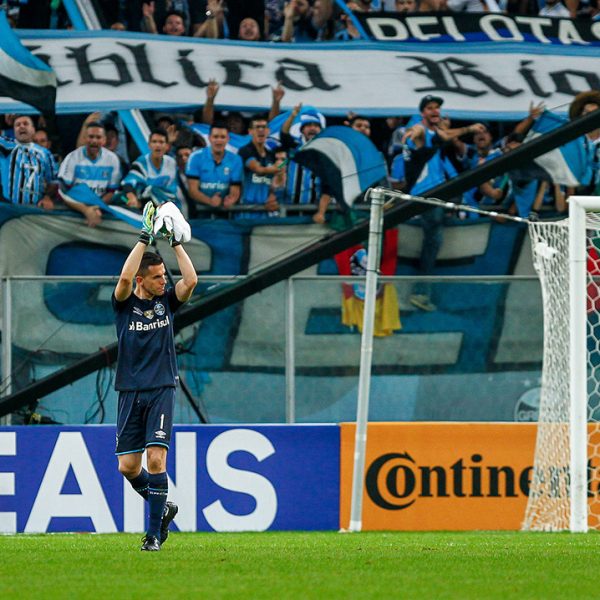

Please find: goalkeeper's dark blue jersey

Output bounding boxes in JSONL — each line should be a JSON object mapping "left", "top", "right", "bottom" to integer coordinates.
{"left": 112, "top": 287, "right": 183, "bottom": 391}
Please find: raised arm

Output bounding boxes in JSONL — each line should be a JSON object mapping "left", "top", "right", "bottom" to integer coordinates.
{"left": 115, "top": 202, "right": 157, "bottom": 301}
{"left": 195, "top": 0, "right": 224, "bottom": 38}
{"left": 202, "top": 79, "right": 219, "bottom": 125}
{"left": 282, "top": 103, "right": 302, "bottom": 135}
{"left": 434, "top": 122, "right": 487, "bottom": 144}
{"left": 281, "top": 0, "right": 296, "bottom": 42}
{"left": 514, "top": 102, "right": 545, "bottom": 137}
{"left": 114, "top": 241, "right": 147, "bottom": 301}
{"left": 269, "top": 83, "right": 285, "bottom": 122}
{"left": 140, "top": 1, "right": 158, "bottom": 34}
{"left": 173, "top": 244, "right": 198, "bottom": 302}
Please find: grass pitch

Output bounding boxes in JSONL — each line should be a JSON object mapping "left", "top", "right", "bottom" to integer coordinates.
{"left": 0, "top": 531, "right": 597, "bottom": 599}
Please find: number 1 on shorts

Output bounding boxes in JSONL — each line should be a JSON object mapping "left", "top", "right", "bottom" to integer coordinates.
{"left": 160, "top": 413, "right": 165, "bottom": 430}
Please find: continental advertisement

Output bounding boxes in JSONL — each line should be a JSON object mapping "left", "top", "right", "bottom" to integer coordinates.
{"left": 340, "top": 423, "right": 537, "bottom": 531}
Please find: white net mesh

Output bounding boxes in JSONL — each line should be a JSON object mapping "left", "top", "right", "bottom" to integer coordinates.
{"left": 524, "top": 215, "right": 600, "bottom": 531}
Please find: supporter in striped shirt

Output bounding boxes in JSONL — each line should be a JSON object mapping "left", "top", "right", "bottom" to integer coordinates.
{"left": 279, "top": 104, "right": 332, "bottom": 224}
{"left": 0, "top": 115, "right": 58, "bottom": 209}
{"left": 120, "top": 127, "right": 178, "bottom": 210}
{"left": 58, "top": 121, "right": 121, "bottom": 227}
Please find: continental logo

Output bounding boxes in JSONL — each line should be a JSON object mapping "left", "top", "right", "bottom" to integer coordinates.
{"left": 365, "top": 452, "right": 543, "bottom": 510}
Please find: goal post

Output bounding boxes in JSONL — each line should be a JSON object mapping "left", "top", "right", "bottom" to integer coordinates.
{"left": 568, "top": 196, "right": 592, "bottom": 533}
{"left": 524, "top": 196, "right": 600, "bottom": 532}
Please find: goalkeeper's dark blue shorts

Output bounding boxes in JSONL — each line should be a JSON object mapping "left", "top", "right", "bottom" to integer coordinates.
{"left": 115, "top": 387, "right": 175, "bottom": 455}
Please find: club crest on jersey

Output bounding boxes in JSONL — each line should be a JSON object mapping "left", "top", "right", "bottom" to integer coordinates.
{"left": 143, "top": 309, "right": 154, "bottom": 320}
{"left": 224, "top": 167, "right": 230, "bottom": 175}
{"left": 154, "top": 303, "right": 166, "bottom": 316}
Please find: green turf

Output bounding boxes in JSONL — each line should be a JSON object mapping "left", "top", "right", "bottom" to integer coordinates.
{"left": 0, "top": 531, "right": 597, "bottom": 599}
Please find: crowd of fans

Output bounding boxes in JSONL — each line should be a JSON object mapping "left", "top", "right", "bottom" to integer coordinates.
{"left": 3, "top": 0, "right": 599, "bottom": 39}
{"left": 2, "top": 84, "right": 598, "bottom": 227}
{"left": 1, "top": 0, "right": 600, "bottom": 316}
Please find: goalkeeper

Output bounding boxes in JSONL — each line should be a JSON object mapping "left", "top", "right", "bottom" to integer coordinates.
{"left": 112, "top": 201, "right": 197, "bottom": 551}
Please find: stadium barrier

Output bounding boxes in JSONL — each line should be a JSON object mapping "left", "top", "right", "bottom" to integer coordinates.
{"left": 0, "top": 425, "right": 340, "bottom": 533}
{"left": 2, "top": 422, "right": 582, "bottom": 533}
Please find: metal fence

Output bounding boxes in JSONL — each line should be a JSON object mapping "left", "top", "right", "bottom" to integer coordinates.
{"left": 0, "top": 274, "right": 543, "bottom": 426}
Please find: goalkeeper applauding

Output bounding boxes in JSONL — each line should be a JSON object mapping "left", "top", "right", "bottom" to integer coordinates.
{"left": 112, "top": 201, "right": 197, "bottom": 551}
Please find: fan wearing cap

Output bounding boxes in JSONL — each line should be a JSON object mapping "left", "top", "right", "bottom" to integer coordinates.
{"left": 401, "top": 95, "right": 487, "bottom": 196}
{"left": 295, "top": 113, "right": 323, "bottom": 141}
{"left": 405, "top": 96, "right": 486, "bottom": 181}
{"left": 279, "top": 104, "right": 332, "bottom": 224}
{"left": 401, "top": 95, "right": 485, "bottom": 312}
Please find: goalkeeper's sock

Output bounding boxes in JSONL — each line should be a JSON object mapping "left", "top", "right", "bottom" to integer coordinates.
{"left": 147, "top": 472, "right": 168, "bottom": 538}
{"left": 126, "top": 468, "right": 149, "bottom": 500}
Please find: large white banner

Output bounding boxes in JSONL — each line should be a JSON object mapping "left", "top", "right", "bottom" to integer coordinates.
{"left": 4, "top": 30, "right": 598, "bottom": 118}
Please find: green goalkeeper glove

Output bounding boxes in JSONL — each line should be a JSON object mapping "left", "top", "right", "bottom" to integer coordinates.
{"left": 139, "top": 201, "right": 155, "bottom": 245}
{"left": 160, "top": 228, "right": 181, "bottom": 248}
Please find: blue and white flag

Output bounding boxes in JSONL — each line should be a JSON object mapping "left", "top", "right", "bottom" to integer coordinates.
{"left": 59, "top": 184, "right": 143, "bottom": 230}
{"left": 0, "top": 9, "right": 56, "bottom": 114}
{"left": 527, "top": 110, "right": 593, "bottom": 187}
{"left": 293, "top": 126, "right": 387, "bottom": 210}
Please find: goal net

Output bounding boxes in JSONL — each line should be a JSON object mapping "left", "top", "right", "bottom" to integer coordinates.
{"left": 523, "top": 197, "right": 600, "bottom": 532}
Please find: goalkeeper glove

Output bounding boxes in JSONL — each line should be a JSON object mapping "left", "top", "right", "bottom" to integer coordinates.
{"left": 162, "top": 229, "right": 181, "bottom": 247}
{"left": 161, "top": 220, "right": 182, "bottom": 248}
{"left": 139, "top": 201, "right": 155, "bottom": 245}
